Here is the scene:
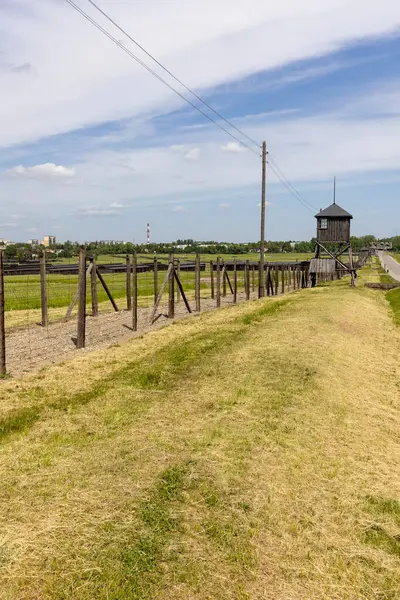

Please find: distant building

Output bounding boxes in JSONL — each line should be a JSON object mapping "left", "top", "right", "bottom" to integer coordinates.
{"left": 28, "top": 239, "right": 39, "bottom": 246}
{"left": 0, "top": 239, "right": 15, "bottom": 247}
{"left": 43, "top": 235, "right": 56, "bottom": 247}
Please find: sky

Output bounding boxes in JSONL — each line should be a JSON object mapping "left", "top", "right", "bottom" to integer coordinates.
{"left": 0, "top": 0, "right": 400, "bottom": 243}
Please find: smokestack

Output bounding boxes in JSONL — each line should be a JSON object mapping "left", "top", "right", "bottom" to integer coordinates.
{"left": 147, "top": 223, "right": 150, "bottom": 244}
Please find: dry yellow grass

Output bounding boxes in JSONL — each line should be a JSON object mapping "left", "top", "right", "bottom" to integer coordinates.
{"left": 0, "top": 275, "right": 399, "bottom": 599}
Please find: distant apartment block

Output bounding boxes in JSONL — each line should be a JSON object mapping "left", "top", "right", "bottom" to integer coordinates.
{"left": 43, "top": 235, "right": 56, "bottom": 247}
{"left": 28, "top": 239, "right": 39, "bottom": 246}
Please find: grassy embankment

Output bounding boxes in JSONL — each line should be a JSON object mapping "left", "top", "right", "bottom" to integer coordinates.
{"left": 376, "top": 258, "right": 400, "bottom": 326}
{"left": 0, "top": 265, "right": 399, "bottom": 599}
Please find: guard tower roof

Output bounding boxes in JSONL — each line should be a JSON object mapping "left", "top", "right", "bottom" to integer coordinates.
{"left": 315, "top": 203, "right": 353, "bottom": 219}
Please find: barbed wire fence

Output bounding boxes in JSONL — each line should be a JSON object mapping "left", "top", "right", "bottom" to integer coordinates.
{"left": 0, "top": 248, "right": 316, "bottom": 377}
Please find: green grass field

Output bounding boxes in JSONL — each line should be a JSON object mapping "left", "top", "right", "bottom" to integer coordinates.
{"left": 4, "top": 271, "right": 209, "bottom": 312}
{"left": 0, "top": 266, "right": 399, "bottom": 599}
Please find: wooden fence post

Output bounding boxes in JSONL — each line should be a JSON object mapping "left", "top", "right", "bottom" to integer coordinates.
{"left": 132, "top": 253, "right": 138, "bottom": 331}
{"left": 40, "top": 251, "right": 48, "bottom": 327}
{"left": 275, "top": 266, "right": 279, "bottom": 296}
{"left": 168, "top": 253, "right": 175, "bottom": 318}
{"left": 176, "top": 258, "right": 181, "bottom": 303}
{"left": 281, "top": 266, "right": 285, "bottom": 295}
{"left": 233, "top": 260, "right": 237, "bottom": 304}
{"left": 246, "top": 260, "right": 250, "bottom": 301}
{"left": 266, "top": 266, "right": 270, "bottom": 296}
{"left": 216, "top": 257, "right": 221, "bottom": 308}
{"left": 288, "top": 265, "right": 292, "bottom": 290}
{"left": 91, "top": 257, "right": 98, "bottom": 317}
{"left": 126, "top": 254, "right": 132, "bottom": 311}
{"left": 154, "top": 256, "right": 158, "bottom": 304}
{"left": 222, "top": 262, "right": 227, "bottom": 297}
{"left": 195, "top": 253, "right": 201, "bottom": 312}
{"left": 77, "top": 247, "right": 86, "bottom": 349}
{"left": 251, "top": 266, "right": 255, "bottom": 292}
{"left": 210, "top": 261, "right": 215, "bottom": 300}
{"left": 0, "top": 250, "right": 5, "bottom": 376}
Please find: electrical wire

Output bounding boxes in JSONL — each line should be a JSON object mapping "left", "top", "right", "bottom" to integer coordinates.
{"left": 269, "top": 155, "right": 316, "bottom": 211}
{"left": 64, "top": 0, "right": 259, "bottom": 155}
{"left": 268, "top": 153, "right": 317, "bottom": 212}
{"left": 85, "top": 0, "right": 262, "bottom": 151}
{"left": 268, "top": 162, "right": 315, "bottom": 214}
{"left": 64, "top": 0, "right": 317, "bottom": 215}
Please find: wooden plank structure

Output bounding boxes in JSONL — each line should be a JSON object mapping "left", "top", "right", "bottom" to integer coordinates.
{"left": 311, "top": 182, "right": 356, "bottom": 287}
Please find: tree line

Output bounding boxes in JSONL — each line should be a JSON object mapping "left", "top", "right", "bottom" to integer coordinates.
{"left": 2, "top": 234, "right": 399, "bottom": 261}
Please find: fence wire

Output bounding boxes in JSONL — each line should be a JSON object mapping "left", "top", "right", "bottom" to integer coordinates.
{"left": 0, "top": 252, "right": 316, "bottom": 377}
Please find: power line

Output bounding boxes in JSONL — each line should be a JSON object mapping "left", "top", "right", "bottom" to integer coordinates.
{"left": 268, "top": 162, "right": 315, "bottom": 214}
{"left": 64, "top": 0, "right": 259, "bottom": 155}
{"left": 64, "top": 0, "right": 317, "bottom": 216}
{"left": 269, "top": 154, "right": 316, "bottom": 210}
{"left": 85, "top": 0, "right": 262, "bottom": 151}
{"left": 268, "top": 154, "right": 317, "bottom": 213}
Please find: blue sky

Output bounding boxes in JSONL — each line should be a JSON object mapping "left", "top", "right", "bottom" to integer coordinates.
{"left": 0, "top": 0, "right": 400, "bottom": 243}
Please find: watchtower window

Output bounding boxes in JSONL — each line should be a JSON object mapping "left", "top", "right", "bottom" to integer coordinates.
{"left": 320, "top": 218, "right": 328, "bottom": 230}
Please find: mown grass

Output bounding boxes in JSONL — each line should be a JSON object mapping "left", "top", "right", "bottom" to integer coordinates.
{"left": 386, "top": 288, "right": 400, "bottom": 325}
{"left": 0, "top": 277, "right": 399, "bottom": 599}
{"left": 0, "top": 297, "right": 292, "bottom": 443}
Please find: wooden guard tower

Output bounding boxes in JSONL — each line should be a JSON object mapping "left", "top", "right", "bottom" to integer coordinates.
{"left": 310, "top": 183, "right": 356, "bottom": 287}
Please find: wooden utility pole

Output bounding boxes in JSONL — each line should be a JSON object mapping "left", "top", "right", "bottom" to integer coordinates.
{"left": 259, "top": 141, "right": 267, "bottom": 298}
{"left": 77, "top": 247, "right": 86, "bottom": 349}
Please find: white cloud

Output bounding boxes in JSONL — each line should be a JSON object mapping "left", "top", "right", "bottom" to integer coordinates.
{"left": 0, "top": 222, "right": 22, "bottom": 228}
{"left": 76, "top": 207, "right": 118, "bottom": 217}
{"left": 1, "top": 0, "right": 398, "bottom": 149}
{"left": 219, "top": 202, "right": 231, "bottom": 208}
{"left": 27, "top": 227, "right": 37, "bottom": 232}
{"left": 109, "top": 202, "right": 124, "bottom": 208}
{"left": 171, "top": 205, "right": 188, "bottom": 213}
{"left": 220, "top": 142, "right": 247, "bottom": 153}
{"left": 185, "top": 148, "right": 201, "bottom": 161}
{"left": 8, "top": 163, "right": 76, "bottom": 180}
